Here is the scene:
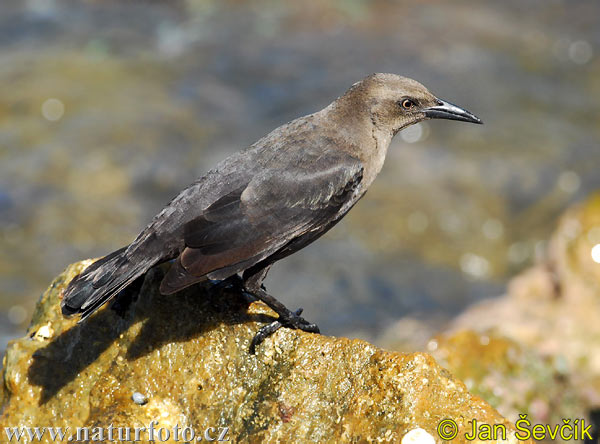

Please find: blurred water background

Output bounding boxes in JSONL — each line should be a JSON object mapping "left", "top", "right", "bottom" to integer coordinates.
{"left": 1, "top": 0, "right": 599, "bottom": 354}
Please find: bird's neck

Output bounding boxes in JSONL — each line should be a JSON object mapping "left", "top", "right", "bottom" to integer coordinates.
{"left": 320, "top": 95, "right": 393, "bottom": 189}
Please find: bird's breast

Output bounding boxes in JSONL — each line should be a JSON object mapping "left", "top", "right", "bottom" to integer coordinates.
{"left": 359, "top": 130, "right": 392, "bottom": 189}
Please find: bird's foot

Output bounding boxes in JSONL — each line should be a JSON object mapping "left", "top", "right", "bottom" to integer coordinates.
{"left": 249, "top": 305, "right": 320, "bottom": 354}
{"left": 250, "top": 308, "right": 320, "bottom": 354}
{"left": 242, "top": 282, "right": 320, "bottom": 353}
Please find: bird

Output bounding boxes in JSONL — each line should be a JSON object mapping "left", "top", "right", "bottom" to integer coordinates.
{"left": 62, "top": 73, "right": 482, "bottom": 352}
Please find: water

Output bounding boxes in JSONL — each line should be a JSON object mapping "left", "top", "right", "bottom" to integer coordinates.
{"left": 1, "top": 0, "right": 599, "bottom": 352}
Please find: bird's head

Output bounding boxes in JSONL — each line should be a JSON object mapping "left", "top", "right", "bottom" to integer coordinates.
{"left": 348, "top": 73, "right": 482, "bottom": 135}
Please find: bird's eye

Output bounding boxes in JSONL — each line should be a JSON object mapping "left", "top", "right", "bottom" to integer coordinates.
{"left": 400, "top": 99, "right": 416, "bottom": 110}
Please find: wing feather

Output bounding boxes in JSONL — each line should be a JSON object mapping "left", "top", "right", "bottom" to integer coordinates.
{"left": 160, "top": 146, "right": 363, "bottom": 293}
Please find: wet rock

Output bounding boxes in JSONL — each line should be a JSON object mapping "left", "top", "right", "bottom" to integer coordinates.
{"left": 0, "top": 261, "right": 525, "bottom": 443}
{"left": 428, "top": 331, "right": 584, "bottom": 427}
{"left": 447, "top": 194, "right": 600, "bottom": 409}
{"left": 378, "top": 194, "right": 600, "bottom": 427}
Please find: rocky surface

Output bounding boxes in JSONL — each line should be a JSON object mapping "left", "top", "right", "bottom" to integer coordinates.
{"left": 429, "top": 331, "right": 584, "bottom": 429}
{"left": 380, "top": 193, "right": 600, "bottom": 429}
{"left": 0, "top": 261, "right": 525, "bottom": 443}
{"left": 447, "top": 194, "right": 600, "bottom": 411}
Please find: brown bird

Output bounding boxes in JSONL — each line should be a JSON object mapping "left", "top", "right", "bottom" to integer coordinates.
{"left": 62, "top": 73, "right": 482, "bottom": 352}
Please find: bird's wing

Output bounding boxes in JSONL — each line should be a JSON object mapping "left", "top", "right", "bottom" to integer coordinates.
{"left": 159, "top": 147, "right": 363, "bottom": 293}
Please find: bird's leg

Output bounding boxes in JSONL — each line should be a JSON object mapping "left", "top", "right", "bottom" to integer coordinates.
{"left": 242, "top": 265, "right": 320, "bottom": 354}
{"left": 246, "top": 287, "right": 321, "bottom": 354}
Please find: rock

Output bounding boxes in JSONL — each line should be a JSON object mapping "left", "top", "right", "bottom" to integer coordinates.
{"left": 0, "top": 261, "right": 525, "bottom": 443}
{"left": 446, "top": 193, "right": 600, "bottom": 410}
{"left": 428, "top": 330, "right": 584, "bottom": 427}
{"left": 376, "top": 194, "right": 600, "bottom": 428}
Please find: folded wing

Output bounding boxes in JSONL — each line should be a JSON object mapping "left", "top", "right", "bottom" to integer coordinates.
{"left": 160, "top": 147, "right": 363, "bottom": 294}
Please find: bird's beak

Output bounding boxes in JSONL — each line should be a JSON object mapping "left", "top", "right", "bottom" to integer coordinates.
{"left": 424, "top": 99, "right": 482, "bottom": 124}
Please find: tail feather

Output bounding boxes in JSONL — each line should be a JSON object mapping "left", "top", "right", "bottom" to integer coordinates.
{"left": 61, "top": 247, "right": 153, "bottom": 320}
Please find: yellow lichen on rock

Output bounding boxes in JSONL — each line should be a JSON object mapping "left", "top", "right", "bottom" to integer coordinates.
{"left": 0, "top": 261, "right": 527, "bottom": 443}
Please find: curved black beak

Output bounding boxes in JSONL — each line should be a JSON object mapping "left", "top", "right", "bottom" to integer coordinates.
{"left": 424, "top": 99, "right": 482, "bottom": 124}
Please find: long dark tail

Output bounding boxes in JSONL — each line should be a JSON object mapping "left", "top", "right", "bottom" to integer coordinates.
{"left": 61, "top": 247, "right": 156, "bottom": 321}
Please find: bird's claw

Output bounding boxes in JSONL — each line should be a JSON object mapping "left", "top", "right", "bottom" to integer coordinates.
{"left": 249, "top": 308, "right": 320, "bottom": 354}
{"left": 282, "top": 308, "right": 320, "bottom": 333}
{"left": 249, "top": 320, "right": 282, "bottom": 354}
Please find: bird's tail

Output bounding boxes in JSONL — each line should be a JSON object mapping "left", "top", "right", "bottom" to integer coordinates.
{"left": 61, "top": 247, "right": 153, "bottom": 321}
